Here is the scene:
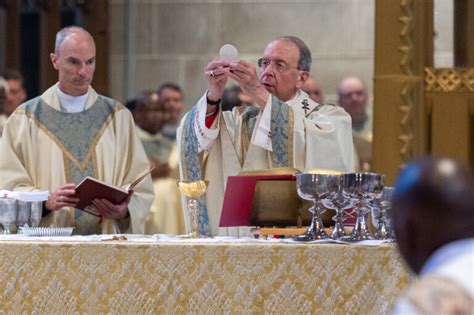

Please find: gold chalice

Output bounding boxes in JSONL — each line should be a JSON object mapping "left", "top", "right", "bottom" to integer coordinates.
{"left": 178, "top": 180, "right": 208, "bottom": 238}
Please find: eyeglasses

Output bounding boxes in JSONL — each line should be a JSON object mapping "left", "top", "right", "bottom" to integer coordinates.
{"left": 257, "top": 57, "right": 299, "bottom": 73}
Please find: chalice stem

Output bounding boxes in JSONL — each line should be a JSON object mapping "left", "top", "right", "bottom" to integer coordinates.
{"left": 188, "top": 198, "right": 200, "bottom": 238}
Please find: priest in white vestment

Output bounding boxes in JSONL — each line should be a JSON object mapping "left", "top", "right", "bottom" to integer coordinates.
{"left": 178, "top": 36, "right": 354, "bottom": 237}
{"left": 0, "top": 26, "right": 154, "bottom": 235}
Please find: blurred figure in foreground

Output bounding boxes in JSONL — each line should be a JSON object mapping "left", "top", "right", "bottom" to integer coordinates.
{"left": 337, "top": 76, "right": 372, "bottom": 171}
{"left": 302, "top": 77, "right": 324, "bottom": 104}
{"left": 391, "top": 156, "right": 474, "bottom": 314}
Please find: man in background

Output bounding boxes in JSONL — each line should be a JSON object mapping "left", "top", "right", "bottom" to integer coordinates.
{"left": 128, "top": 90, "right": 184, "bottom": 235}
{"left": 302, "top": 77, "right": 324, "bottom": 104}
{"left": 2, "top": 69, "right": 27, "bottom": 117}
{"left": 337, "top": 76, "right": 372, "bottom": 171}
{"left": 158, "top": 82, "right": 185, "bottom": 140}
{"left": 0, "top": 26, "right": 153, "bottom": 235}
{"left": 391, "top": 156, "right": 473, "bottom": 314}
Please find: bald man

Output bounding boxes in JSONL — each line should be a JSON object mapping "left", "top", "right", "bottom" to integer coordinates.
{"left": 0, "top": 26, "right": 154, "bottom": 235}
{"left": 337, "top": 76, "right": 372, "bottom": 171}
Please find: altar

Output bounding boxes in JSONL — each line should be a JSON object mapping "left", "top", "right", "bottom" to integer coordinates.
{"left": 0, "top": 236, "right": 409, "bottom": 314}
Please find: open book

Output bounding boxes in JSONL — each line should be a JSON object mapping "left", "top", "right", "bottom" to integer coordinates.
{"left": 73, "top": 167, "right": 153, "bottom": 216}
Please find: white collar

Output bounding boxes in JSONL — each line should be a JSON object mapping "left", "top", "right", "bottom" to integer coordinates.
{"left": 56, "top": 84, "right": 89, "bottom": 113}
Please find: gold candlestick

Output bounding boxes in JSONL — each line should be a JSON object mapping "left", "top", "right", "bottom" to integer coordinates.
{"left": 178, "top": 180, "right": 208, "bottom": 238}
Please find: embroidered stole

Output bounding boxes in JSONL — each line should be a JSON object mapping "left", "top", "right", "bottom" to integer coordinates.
{"left": 25, "top": 96, "right": 118, "bottom": 235}
{"left": 180, "top": 107, "right": 211, "bottom": 236}
{"left": 180, "top": 99, "right": 294, "bottom": 235}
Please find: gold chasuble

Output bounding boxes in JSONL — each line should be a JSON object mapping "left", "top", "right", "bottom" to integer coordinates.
{"left": 0, "top": 85, "right": 154, "bottom": 234}
{"left": 178, "top": 90, "right": 354, "bottom": 237}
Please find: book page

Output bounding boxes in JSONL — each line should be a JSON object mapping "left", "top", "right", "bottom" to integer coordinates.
{"left": 128, "top": 166, "right": 155, "bottom": 191}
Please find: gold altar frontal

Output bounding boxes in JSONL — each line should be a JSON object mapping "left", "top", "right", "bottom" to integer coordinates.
{"left": 0, "top": 239, "right": 409, "bottom": 314}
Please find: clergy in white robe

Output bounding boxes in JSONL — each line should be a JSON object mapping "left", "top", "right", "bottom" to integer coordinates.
{"left": 178, "top": 36, "right": 354, "bottom": 237}
{"left": 0, "top": 85, "right": 154, "bottom": 234}
{"left": 0, "top": 26, "right": 153, "bottom": 234}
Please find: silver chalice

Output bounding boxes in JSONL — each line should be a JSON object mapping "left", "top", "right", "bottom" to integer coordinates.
{"left": 342, "top": 173, "right": 384, "bottom": 241}
{"left": 294, "top": 172, "right": 340, "bottom": 241}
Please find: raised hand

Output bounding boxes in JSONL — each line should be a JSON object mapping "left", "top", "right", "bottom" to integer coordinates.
{"left": 224, "top": 60, "right": 269, "bottom": 108}
{"left": 204, "top": 58, "right": 230, "bottom": 102}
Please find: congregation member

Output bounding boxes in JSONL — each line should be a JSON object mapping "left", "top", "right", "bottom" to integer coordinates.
{"left": 391, "top": 156, "right": 474, "bottom": 314}
{"left": 158, "top": 82, "right": 185, "bottom": 140}
{"left": 178, "top": 35, "right": 354, "bottom": 236}
{"left": 302, "top": 76, "right": 324, "bottom": 104}
{"left": 0, "top": 26, "right": 154, "bottom": 235}
{"left": 337, "top": 76, "right": 372, "bottom": 171}
{"left": 128, "top": 90, "right": 184, "bottom": 235}
{"left": 2, "top": 69, "right": 27, "bottom": 117}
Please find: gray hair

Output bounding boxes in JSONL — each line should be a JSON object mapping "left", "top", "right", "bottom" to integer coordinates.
{"left": 54, "top": 26, "right": 92, "bottom": 55}
{"left": 277, "top": 36, "right": 312, "bottom": 72}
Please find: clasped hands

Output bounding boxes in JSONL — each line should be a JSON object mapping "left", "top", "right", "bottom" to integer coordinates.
{"left": 45, "top": 183, "right": 131, "bottom": 220}
{"left": 205, "top": 58, "right": 269, "bottom": 108}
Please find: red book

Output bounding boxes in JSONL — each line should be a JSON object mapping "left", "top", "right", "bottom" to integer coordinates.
{"left": 219, "top": 173, "right": 298, "bottom": 227}
{"left": 73, "top": 168, "right": 153, "bottom": 216}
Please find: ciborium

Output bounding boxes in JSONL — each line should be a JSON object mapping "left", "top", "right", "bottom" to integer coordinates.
{"left": 178, "top": 180, "right": 208, "bottom": 238}
{"left": 294, "top": 173, "right": 340, "bottom": 241}
{"left": 342, "top": 173, "right": 384, "bottom": 241}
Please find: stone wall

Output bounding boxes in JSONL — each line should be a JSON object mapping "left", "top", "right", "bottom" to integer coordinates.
{"left": 109, "top": 0, "right": 375, "bottom": 107}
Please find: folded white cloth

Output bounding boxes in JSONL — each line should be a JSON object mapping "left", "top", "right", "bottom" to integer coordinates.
{"left": 0, "top": 190, "right": 49, "bottom": 202}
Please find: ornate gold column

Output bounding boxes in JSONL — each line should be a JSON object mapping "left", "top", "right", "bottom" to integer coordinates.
{"left": 374, "top": 0, "right": 474, "bottom": 184}
{"left": 425, "top": 68, "right": 474, "bottom": 166}
{"left": 373, "top": 0, "right": 433, "bottom": 184}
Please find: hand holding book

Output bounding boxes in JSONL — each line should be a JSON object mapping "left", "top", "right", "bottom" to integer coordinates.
{"left": 45, "top": 183, "right": 80, "bottom": 211}
{"left": 71, "top": 167, "right": 154, "bottom": 218}
{"left": 91, "top": 191, "right": 133, "bottom": 220}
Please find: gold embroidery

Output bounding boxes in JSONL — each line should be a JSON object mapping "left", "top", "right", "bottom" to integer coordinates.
{"left": 25, "top": 104, "right": 124, "bottom": 173}
{"left": 287, "top": 108, "right": 294, "bottom": 167}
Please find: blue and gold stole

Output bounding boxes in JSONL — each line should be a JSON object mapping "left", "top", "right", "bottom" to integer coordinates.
{"left": 23, "top": 96, "right": 122, "bottom": 234}
{"left": 180, "top": 97, "right": 294, "bottom": 236}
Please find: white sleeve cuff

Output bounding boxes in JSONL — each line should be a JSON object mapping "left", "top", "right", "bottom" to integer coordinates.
{"left": 251, "top": 95, "right": 273, "bottom": 151}
{"left": 193, "top": 91, "right": 220, "bottom": 153}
